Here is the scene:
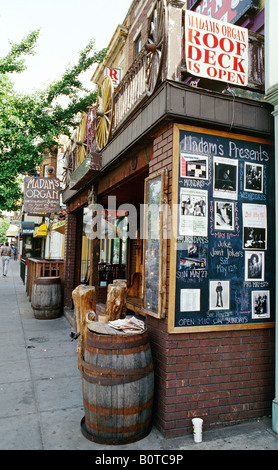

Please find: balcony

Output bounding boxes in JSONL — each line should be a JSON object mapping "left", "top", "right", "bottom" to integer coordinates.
{"left": 63, "top": 3, "right": 267, "bottom": 193}
{"left": 112, "top": 31, "right": 265, "bottom": 134}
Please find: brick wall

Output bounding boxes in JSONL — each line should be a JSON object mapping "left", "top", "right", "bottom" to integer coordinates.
{"left": 145, "top": 122, "right": 275, "bottom": 437}
{"left": 127, "top": 0, "right": 154, "bottom": 66}
{"left": 63, "top": 210, "right": 78, "bottom": 308}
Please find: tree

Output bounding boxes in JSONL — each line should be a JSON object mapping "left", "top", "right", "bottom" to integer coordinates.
{"left": 0, "top": 31, "right": 106, "bottom": 211}
{"left": 0, "top": 218, "right": 10, "bottom": 244}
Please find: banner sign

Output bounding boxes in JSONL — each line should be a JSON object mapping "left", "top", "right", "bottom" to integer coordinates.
{"left": 185, "top": 10, "right": 249, "bottom": 86}
{"left": 21, "top": 222, "right": 35, "bottom": 235}
{"left": 191, "top": 0, "right": 259, "bottom": 25}
{"left": 23, "top": 177, "right": 61, "bottom": 215}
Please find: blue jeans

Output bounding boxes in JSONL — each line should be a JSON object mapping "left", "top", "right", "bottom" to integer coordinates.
{"left": 2, "top": 256, "right": 10, "bottom": 276}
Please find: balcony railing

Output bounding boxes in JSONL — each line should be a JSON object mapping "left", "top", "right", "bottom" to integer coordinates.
{"left": 64, "top": 7, "right": 265, "bottom": 186}
{"left": 112, "top": 46, "right": 150, "bottom": 132}
{"left": 113, "top": 32, "right": 265, "bottom": 134}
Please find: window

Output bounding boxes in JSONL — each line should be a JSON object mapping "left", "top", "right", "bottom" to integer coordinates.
{"left": 135, "top": 35, "right": 142, "bottom": 56}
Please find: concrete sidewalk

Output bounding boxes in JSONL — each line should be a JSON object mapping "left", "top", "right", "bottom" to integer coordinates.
{"left": 0, "top": 260, "right": 278, "bottom": 451}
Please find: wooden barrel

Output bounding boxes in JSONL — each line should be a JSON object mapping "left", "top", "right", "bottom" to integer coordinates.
{"left": 80, "top": 324, "right": 154, "bottom": 445}
{"left": 31, "top": 277, "right": 62, "bottom": 320}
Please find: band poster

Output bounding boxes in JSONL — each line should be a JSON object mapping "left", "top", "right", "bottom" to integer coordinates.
{"left": 169, "top": 125, "right": 275, "bottom": 333}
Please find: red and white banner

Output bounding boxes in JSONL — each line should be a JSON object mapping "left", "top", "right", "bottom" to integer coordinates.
{"left": 185, "top": 11, "right": 249, "bottom": 86}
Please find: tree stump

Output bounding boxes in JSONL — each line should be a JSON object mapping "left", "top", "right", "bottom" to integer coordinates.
{"left": 72, "top": 285, "right": 96, "bottom": 372}
{"left": 106, "top": 283, "right": 127, "bottom": 321}
{"left": 113, "top": 279, "right": 127, "bottom": 318}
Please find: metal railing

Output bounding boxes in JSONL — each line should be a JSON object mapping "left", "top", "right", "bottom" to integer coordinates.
{"left": 112, "top": 46, "right": 150, "bottom": 132}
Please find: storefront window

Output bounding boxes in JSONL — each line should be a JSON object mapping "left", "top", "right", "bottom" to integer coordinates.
{"left": 99, "top": 213, "right": 128, "bottom": 285}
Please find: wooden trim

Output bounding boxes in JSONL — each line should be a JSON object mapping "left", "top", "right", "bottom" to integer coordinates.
{"left": 142, "top": 170, "right": 167, "bottom": 319}
{"left": 168, "top": 123, "right": 275, "bottom": 334}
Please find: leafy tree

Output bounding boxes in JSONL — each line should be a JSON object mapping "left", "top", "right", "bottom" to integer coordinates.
{"left": 0, "top": 30, "right": 106, "bottom": 211}
{"left": 0, "top": 218, "right": 10, "bottom": 244}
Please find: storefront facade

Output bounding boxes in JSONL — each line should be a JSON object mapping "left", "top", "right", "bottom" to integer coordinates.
{"left": 62, "top": 0, "right": 275, "bottom": 437}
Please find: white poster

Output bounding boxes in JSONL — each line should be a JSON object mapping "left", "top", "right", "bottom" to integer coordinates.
{"left": 180, "top": 188, "right": 208, "bottom": 237}
{"left": 180, "top": 289, "right": 201, "bottom": 312}
{"left": 242, "top": 204, "right": 267, "bottom": 250}
{"left": 185, "top": 10, "right": 249, "bottom": 86}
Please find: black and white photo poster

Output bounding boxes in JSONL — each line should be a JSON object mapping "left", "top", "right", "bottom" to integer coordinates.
{"left": 252, "top": 291, "right": 270, "bottom": 319}
{"left": 242, "top": 204, "right": 267, "bottom": 250}
{"left": 180, "top": 188, "right": 208, "bottom": 237}
{"left": 209, "top": 281, "right": 230, "bottom": 311}
{"left": 213, "top": 157, "right": 238, "bottom": 200}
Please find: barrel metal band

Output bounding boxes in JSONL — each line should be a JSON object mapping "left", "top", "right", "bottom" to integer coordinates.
{"left": 83, "top": 396, "right": 153, "bottom": 416}
{"left": 84, "top": 415, "right": 152, "bottom": 435}
{"left": 82, "top": 360, "right": 153, "bottom": 385}
{"left": 85, "top": 332, "right": 149, "bottom": 351}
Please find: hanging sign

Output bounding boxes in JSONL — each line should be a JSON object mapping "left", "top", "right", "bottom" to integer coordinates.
{"left": 191, "top": 0, "right": 260, "bottom": 25}
{"left": 104, "top": 67, "right": 122, "bottom": 87}
{"left": 185, "top": 10, "right": 249, "bottom": 86}
{"left": 23, "top": 177, "right": 61, "bottom": 215}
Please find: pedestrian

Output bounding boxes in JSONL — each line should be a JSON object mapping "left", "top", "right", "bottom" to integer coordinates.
{"left": 1, "top": 242, "right": 12, "bottom": 276}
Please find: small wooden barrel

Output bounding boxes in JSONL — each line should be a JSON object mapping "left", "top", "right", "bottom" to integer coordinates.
{"left": 31, "top": 277, "right": 62, "bottom": 320}
{"left": 81, "top": 324, "right": 154, "bottom": 445}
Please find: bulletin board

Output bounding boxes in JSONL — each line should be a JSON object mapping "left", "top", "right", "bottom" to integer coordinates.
{"left": 168, "top": 124, "right": 275, "bottom": 333}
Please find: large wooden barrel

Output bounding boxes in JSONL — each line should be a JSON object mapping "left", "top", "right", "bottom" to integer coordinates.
{"left": 31, "top": 277, "right": 62, "bottom": 320}
{"left": 80, "top": 324, "right": 154, "bottom": 445}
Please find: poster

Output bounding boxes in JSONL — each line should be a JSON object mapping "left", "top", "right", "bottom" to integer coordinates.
{"left": 185, "top": 11, "right": 249, "bottom": 86}
{"left": 180, "top": 289, "right": 201, "bottom": 312}
{"left": 180, "top": 188, "right": 208, "bottom": 236}
{"left": 242, "top": 204, "right": 267, "bottom": 250}
{"left": 213, "top": 156, "right": 238, "bottom": 200}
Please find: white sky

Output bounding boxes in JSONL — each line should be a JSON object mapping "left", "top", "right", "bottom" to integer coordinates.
{"left": 0, "top": 0, "right": 132, "bottom": 94}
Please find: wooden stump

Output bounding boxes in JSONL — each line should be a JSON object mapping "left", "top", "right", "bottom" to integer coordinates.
{"left": 113, "top": 279, "right": 127, "bottom": 318}
{"left": 72, "top": 285, "right": 96, "bottom": 372}
{"left": 105, "top": 283, "right": 127, "bottom": 321}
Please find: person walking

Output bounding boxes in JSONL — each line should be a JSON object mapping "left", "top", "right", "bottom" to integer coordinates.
{"left": 1, "top": 242, "right": 12, "bottom": 277}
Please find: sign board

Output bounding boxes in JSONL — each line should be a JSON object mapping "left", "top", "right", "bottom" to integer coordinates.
{"left": 104, "top": 67, "right": 122, "bottom": 87}
{"left": 33, "top": 223, "right": 47, "bottom": 238}
{"left": 191, "top": 0, "right": 260, "bottom": 25}
{"left": 185, "top": 10, "right": 249, "bottom": 86}
{"left": 169, "top": 124, "right": 275, "bottom": 334}
{"left": 23, "top": 177, "right": 61, "bottom": 215}
{"left": 21, "top": 222, "right": 35, "bottom": 235}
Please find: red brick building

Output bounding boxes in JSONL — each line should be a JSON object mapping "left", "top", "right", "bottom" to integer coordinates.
{"left": 62, "top": 0, "right": 275, "bottom": 437}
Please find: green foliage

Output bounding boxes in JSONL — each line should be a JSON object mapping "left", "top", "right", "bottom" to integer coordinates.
{"left": 0, "top": 218, "right": 10, "bottom": 244}
{"left": 0, "top": 31, "right": 107, "bottom": 211}
{"left": 0, "top": 30, "right": 40, "bottom": 74}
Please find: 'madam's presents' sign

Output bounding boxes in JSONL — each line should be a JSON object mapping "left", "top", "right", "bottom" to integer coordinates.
{"left": 185, "top": 11, "right": 248, "bottom": 86}
{"left": 24, "top": 177, "right": 61, "bottom": 214}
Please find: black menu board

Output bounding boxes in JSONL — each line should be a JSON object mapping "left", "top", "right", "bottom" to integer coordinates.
{"left": 169, "top": 125, "right": 275, "bottom": 333}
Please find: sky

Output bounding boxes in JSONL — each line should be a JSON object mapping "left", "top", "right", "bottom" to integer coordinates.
{"left": 0, "top": 0, "right": 132, "bottom": 94}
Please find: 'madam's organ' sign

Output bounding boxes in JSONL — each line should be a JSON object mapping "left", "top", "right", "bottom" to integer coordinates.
{"left": 185, "top": 11, "right": 248, "bottom": 86}
{"left": 24, "top": 177, "right": 61, "bottom": 214}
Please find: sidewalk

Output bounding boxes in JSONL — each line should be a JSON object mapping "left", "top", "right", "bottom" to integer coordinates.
{"left": 0, "top": 260, "right": 278, "bottom": 451}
